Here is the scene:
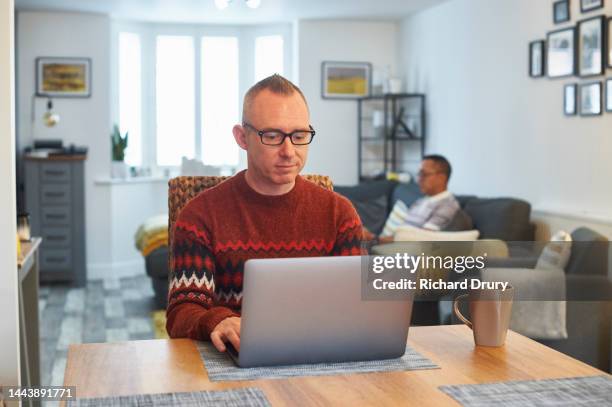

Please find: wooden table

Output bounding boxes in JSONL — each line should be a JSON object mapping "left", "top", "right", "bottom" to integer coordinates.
{"left": 63, "top": 325, "right": 606, "bottom": 406}
{"left": 18, "top": 237, "right": 42, "bottom": 407}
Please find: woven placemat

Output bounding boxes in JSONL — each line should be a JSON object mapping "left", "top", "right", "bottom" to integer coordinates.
{"left": 439, "top": 375, "right": 612, "bottom": 406}
{"left": 196, "top": 341, "right": 439, "bottom": 381}
{"left": 66, "top": 387, "right": 269, "bottom": 407}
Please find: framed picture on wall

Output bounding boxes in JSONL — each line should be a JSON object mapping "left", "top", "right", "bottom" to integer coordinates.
{"left": 607, "top": 17, "right": 612, "bottom": 68}
{"left": 547, "top": 27, "right": 576, "bottom": 78}
{"left": 554, "top": 0, "right": 571, "bottom": 24}
{"left": 579, "top": 81, "right": 602, "bottom": 116}
{"left": 581, "top": 0, "right": 604, "bottom": 12}
{"left": 36, "top": 57, "right": 91, "bottom": 98}
{"left": 321, "top": 61, "right": 371, "bottom": 99}
{"left": 578, "top": 16, "right": 605, "bottom": 77}
{"left": 606, "top": 78, "right": 612, "bottom": 111}
{"left": 564, "top": 83, "right": 577, "bottom": 115}
{"left": 529, "top": 40, "right": 546, "bottom": 77}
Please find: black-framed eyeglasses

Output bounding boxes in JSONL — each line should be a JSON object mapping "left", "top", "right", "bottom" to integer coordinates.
{"left": 417, "top": 170, "right": 441, "bottom": 179}
{"left": 243, "top": 122, "right": 316, "bottom": 146}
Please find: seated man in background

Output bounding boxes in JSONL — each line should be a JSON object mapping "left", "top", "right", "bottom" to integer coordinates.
{"left": 166, "top": 74, "right": 364, "bottom": 352}
{"left": 378, "top": 155, "right": 459, "bottom": 243}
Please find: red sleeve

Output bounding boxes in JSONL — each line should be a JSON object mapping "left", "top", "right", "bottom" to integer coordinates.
{"left": 165, "top": 216, "right": 239, "bottom": 340}
{"left": 332, "top": 196, "right": 367, "bottom": 256}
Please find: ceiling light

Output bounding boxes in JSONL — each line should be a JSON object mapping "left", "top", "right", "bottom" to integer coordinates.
{"left": 215, "top": 0, "right": 230, "bottom": 10}
{"left": 246, "top": 0, "right": 261, "bottom": 9}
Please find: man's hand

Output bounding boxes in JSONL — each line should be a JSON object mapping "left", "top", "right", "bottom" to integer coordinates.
{"left": 378, "top": 235, "right": 394, "bottom": 244}
{"left": 210, "top": 317, "right": 241, "bottom": 352}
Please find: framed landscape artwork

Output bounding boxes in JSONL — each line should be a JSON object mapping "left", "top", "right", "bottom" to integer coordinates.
{"left": 36, "top": 57, "right": 91, "bottom": 98}
{"left": 554, "top": 0, "right": 571, "bottom": 24}
{"left": 529, "top": 40, "right": 546, "bottom": 77}
{"left": 580, "top": 82, "right": 602, "bottom": 116}
{"left": 321, "top": 61, "right": 371, "bottom": 99}
{"left": 578, "top": 16, "right": 605, "bottom": 77}
{"left": 547, "top": 27, "right": 576, "bottom": 78}
{"left": 564, "top": 83, "right": 577, "bottom": 115}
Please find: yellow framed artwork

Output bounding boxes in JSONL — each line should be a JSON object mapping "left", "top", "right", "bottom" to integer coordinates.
{"left": 321, "top": 61, "right": 371, "bottom": 99}
{"left": 36, "top": 57, "right": 91, "bottom": 98}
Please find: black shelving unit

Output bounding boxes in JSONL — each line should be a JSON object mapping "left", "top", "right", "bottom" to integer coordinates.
{"left": 357, "top": 93, "right": 426, "bottom": 181}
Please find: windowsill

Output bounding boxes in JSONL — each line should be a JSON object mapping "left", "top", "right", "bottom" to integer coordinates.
{"left": 94, "top": 176, "right": 170, "bottom": 186}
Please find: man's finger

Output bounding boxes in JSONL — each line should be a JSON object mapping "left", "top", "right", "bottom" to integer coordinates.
{"left": 227, "top": 330, "right": 241, "bottom": 352}
{"left": 210, "top": 331, "right": 226, "bottom": 352}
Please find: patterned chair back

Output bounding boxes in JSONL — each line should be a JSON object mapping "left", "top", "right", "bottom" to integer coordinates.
{"left": 167, "top": 174, "right": 334, "bottom": 275}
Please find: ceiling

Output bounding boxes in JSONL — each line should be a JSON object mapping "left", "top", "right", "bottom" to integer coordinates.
{"left": 15, "top": 0, "right": 450, "bottom": 24}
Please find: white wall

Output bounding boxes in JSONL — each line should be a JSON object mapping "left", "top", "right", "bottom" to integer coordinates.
{"left": 297, "top": 19, "right": 399, "bottom": 185}
{"left": 17, "top": 10, "right": 115, "bottom": 273}
{"left": 0, "top": 0, "right": 21, "bottom": 385}
{"left": 400, "top": 0, "right": 612, "bottom": 237}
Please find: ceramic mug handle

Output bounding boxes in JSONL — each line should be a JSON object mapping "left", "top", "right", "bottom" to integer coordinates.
{"left": 453, "top": 294, "right": 472, "bottom": 329}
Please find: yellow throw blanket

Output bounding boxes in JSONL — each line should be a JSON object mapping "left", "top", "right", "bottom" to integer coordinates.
{"left": 134, "top": 214, "right": 169, "bottom": 257}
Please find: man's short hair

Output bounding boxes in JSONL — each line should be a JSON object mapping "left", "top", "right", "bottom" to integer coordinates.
{"left": 242, "top": 74, "right": 308, "bottom": 123}
{"left": 423, "top": 154, "right": 452, "bottom": 180}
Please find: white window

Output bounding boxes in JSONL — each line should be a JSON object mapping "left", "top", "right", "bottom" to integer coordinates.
{"left": 118, "top": 32, "right": 142, "bottom": 166}
{"left": 255, "top": 35, "right": 284, "bottom": 81}
{"left": 155, "top": 35, "right": 196, "bottom": 166}
{"left": 201, "top": 36, "right": 239, "bottom": 166}
{"left": 115, "top": 24, "right": 290, "bottom": 171}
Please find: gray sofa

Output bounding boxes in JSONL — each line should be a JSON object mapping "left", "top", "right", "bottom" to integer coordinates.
{"left": 337, "top": 181, "right": 612, "bottom": 372}
{"left": 334, "top": 179, "right": 536, "bottom": 241}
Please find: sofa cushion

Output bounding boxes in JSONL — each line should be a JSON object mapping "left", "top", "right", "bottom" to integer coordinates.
{"left": 335, "top": 180, "right": 397, "bottom": 235}
{"left": 351, "top": 194, "right": 388, "bottom": 235}
{"left": 391, "top": 182, "right": 423, "bottom": 208}
{"left": 566, "top": 227, "right": 609, "bottom": 276}
{"left": 536, "top": 230, "right": 572, "bottom": 271}
{"left": 443, "top": 209, "right": 474, "bottom": 231}
{"left": 463, "top": 198, "right": 532, "bottom": 241}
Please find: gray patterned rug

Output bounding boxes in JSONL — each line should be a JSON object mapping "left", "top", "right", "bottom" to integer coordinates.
{"left": 439, "top": 375, "right": 612, "bottom": 406}
{"left": 66, "top": 387, "right": 269, "bottom": 407}
{"left": 196, "top": 341, "right": 439, "bottom": 381}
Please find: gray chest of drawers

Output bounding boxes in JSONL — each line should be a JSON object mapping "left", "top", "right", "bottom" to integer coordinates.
{"left": 24, "top": 156, "right": 87, "bottom": 286}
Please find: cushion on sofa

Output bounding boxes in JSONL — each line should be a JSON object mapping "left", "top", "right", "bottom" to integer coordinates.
{"left": 536, "top": 230, "right": 572, "bottom": 270}
{"left": 335, "top": 180, "right": 397, "bottom": 235}
{"left": 391, "top": 182, "right": 423, "bottom": 208}
{"left": 443, "top": 209, "right": 474, "bottom": 231}
{"left": 463, "top": 198, "right": 532, "bottom": 241}
{"left": 394, "top": 224, "right": 480, "bottom": 241}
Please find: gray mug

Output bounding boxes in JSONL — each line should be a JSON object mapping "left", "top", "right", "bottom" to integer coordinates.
{"left": 453, "top": 286, "right": 514, "bottom": 347}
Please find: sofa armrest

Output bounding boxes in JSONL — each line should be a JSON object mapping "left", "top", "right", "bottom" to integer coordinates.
{"left": 145, "top": 246, "right": 169, "bottom": 279}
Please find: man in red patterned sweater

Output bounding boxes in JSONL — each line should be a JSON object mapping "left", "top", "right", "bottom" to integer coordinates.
{"left": 166, "top": 74, "right": 364, "bottom": 353}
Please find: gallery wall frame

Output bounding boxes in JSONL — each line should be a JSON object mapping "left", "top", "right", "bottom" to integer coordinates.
{"left": 579, "top": 81, "right": 602, "bottom": 116}
{"left": 546, "top": 27, "right": 577, "bottom": 78}
{"left": 577, "top": 15, "right": 605, "bottom": 77}
{"left": 529, "top": 40, "right": 546, "bottom": 77}
{"left": 581, "top": 0, "right": 604, "bottom": 13}
{"left": 564, "top": 83, "right": 578, "bottom": 115}
{"left": 554, "top": 0, "right": 571, "bottom": 24}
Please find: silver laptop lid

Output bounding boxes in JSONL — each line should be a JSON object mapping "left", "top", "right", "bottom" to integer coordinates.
{"left": 238, "top": 255, "right": 413, "bottom": 367}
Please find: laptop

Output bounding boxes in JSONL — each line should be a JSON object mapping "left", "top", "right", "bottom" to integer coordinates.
{"left": 225, "top": 255, "right": 414, "bottom": 367}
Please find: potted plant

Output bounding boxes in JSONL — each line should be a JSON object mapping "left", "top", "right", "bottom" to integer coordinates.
{"left": 111, "top": 124, "right": 129, "bottom": 179}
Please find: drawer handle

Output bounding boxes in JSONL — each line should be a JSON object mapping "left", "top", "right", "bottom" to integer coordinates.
{"left": 44, "top": 192, "right": 65, "bottom": 198}
{"left": 44, "top": 170, "right": 66, "bottom": 176}
{"left": 46, "top": 235, "right": 67, "bottom": 241}
{"left": 45, "top": 257, "right": 65, "bottom": 263}
{"left": 45, "top": 214, "right": 66, "bottom": 220}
